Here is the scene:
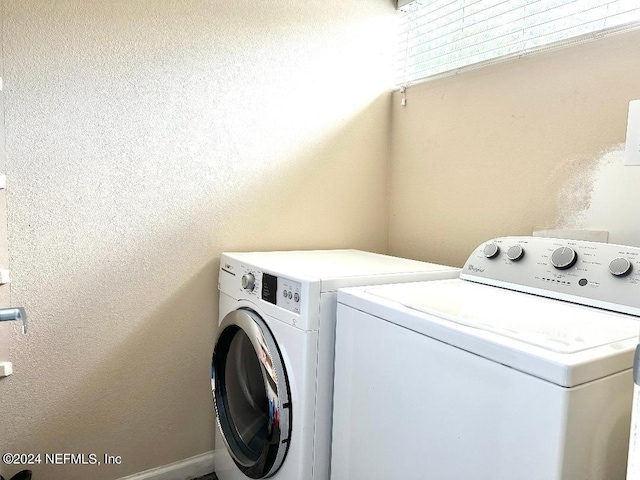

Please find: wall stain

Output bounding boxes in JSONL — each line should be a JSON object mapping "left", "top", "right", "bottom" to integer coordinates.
{"left": 554, "top": 145, "right": 620, "bottom": 229}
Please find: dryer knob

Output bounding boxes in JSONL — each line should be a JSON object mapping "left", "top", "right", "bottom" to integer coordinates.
{"left": 241, "top": 273, "right": 255, "bottom": 291}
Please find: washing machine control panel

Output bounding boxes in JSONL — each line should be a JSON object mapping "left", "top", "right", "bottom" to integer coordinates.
{"left": 462, "top": 236, "right": 640, "bottom": 316}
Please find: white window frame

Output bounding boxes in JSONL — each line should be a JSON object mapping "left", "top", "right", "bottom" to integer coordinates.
{"left": 396, "top": 0, "right": 640, "bottom": 88}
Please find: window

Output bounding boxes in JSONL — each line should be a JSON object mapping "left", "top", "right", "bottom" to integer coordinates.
{"left": 396, "top": 0, "right": 640, "bottom": 87}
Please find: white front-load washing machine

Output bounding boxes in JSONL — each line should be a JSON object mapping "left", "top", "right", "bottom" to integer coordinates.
{"left": 212, "top": 249, "right": 459, "bottom": 480}
{"left": 331, "top": 236, "right": 640, "bottom": 480}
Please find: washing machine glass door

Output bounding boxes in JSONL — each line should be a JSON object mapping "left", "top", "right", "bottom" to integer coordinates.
{"left": 212, "top": 308, "right": 291, "bottom": 479}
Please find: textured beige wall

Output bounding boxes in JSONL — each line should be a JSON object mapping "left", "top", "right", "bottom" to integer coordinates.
{"left": 0, "top": 1, "right": 395, "bottom": 479}
{"left": 388, "top": 29, "right": 640, "bottom": 268}
{"left": 0, "top": 1, "right": 11, "bottom": 372}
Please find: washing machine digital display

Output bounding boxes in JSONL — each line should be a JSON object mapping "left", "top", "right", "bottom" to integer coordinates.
{"left": 262, "top": 273, "right": 278, "bottom": 305}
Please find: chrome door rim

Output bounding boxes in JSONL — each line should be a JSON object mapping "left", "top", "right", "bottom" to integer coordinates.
{"left": 212, "top": 308, "right": 291, "bottom": 478}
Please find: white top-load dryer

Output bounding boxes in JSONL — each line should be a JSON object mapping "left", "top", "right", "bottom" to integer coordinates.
{"left": 212, "top": 249, "right": 459, "bottom": 480}
{"left": 331, "top": 236, "right": 640, "bottom": 480}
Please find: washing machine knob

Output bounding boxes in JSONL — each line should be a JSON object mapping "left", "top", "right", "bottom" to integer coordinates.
{"left": 483, "top": 243, "right": 500, "bottom": 259}
{"left": 241, "top": 273, "right": 255, "bottom": 291}
{"left": 550, "top": 246, "right": 578, "bottom": 270}
{"left": 609, "top": 257, "right": 632, "bottom": 277}
{"left": 506, "top": 245, "right": 525, "bottom": 261}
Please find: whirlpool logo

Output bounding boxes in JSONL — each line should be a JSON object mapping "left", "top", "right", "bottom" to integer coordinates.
{"left": 467, "top": 264, "right": 485, "bottom": 273}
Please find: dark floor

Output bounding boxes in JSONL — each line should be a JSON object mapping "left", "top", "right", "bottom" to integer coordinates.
{"left": 193, "top": 474, "right": 218, "bottom": 480}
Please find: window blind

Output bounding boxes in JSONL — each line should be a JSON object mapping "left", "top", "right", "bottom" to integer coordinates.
{"left": 396, "top": 0, "right": 640, "bottom": 87}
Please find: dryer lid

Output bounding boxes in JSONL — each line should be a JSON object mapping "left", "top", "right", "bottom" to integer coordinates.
{"left": 355, "top": 279, "right": 640, "bottom": 386}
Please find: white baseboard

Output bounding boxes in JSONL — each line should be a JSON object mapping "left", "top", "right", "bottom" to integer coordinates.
{"left": 116, "top": 451, "right": 215, "bottom": 480}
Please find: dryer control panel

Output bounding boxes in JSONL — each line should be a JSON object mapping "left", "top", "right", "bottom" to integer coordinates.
{"left": 461, "top": 236, "right": 640, "bottom": 316}
{"left": 261, "top": 273, "right": 301, "bottom": 314}
{"left": 219, "top": 256, "right": 302, "bottom": 315}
